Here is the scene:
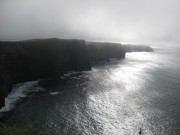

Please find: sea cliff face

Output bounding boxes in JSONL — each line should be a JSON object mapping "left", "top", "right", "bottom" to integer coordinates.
{"left": 122, "top": 44, "right": 154, "bottom": 52}
{"left": 0, "top": 38, "right": 126, "bottom": 108}
{"left": 86, "top": 42, "right": 125, "bottom": 62}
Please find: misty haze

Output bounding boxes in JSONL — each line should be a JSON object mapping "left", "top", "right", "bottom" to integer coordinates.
{"left": 0, "top": 0, "right": 180, "bottom": 135}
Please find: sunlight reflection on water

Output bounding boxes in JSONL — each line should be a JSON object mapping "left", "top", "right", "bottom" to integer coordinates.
{"left": 86, "top": 52, "right": 161, "bottom": 134}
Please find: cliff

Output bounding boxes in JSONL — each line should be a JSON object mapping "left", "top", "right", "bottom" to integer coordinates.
{"left": 0, "top": 38, "right": 126, "bottom": 108}
{"left": 122, "top": 44, "right": 153, "bottom": 52}
{"left": 86, "top": 41, "right": 125, "bottom": 63}
{"left": 0, "top": 38, "right": 91, "bottom": 108}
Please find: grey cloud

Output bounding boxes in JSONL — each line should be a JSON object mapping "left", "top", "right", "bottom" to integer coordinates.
{"left": 0, "top": 0, "right": 180, "bottom": 44}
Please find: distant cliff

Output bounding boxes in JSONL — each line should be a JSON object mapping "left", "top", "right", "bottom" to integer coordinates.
{"left": 122, "top": 44, "right": 153, "bottom": 52}
{"left": 86, "top": 41, "right": 125, "bottom": 62}
{"left": 0, "top": 38, "right": 126, "bottom": 108}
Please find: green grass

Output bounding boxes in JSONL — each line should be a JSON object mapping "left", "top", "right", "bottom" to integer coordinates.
{"left": 0, "top": 125, "right": 54, "bottom": 135}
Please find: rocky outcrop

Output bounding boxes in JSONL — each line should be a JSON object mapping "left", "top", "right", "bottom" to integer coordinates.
{"left": 0, "top": 38, "right": 126, "bottom": 108}
{"left": 122, "top": 45, "right": 153, "bottom": 52}
{"left": 86, "top": 42, "right": 125, "bottom": 63}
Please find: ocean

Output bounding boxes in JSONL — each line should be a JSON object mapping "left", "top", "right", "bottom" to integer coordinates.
{"left": 1, "top": 45, "right": 180, "bottom": 135}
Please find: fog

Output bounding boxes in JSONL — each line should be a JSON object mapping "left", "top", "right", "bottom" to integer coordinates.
{"left": 0, "top": 0, "right": 180, "bottom": 45}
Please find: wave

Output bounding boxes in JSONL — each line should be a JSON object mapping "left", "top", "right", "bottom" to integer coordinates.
{"left": 50, "top": 91, "right": 63, "bottom": 95}
{"left": 0, "top": 81, "right": 41, "bottom": 113}
{"left": 63, "top": 70, "right": 92, "bottom": 77}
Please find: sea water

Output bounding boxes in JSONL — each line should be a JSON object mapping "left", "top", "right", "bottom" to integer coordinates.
{"left": 1, "top": 45, "right": 180, "bottom": 135}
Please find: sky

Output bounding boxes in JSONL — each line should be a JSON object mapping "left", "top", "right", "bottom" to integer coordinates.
{"left": 0, "top": 0, "right": 180, "bottom": 44}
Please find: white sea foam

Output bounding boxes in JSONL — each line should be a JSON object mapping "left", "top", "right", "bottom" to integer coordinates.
{"left": 0, "top": 81, "right": 40, "bottom": 112}
{"left": 50, "top": 91, "right": 63, "bottom": 95}
{"left": 73, "top": 76, "right": 80, "bottom": 79}
{"left": 64, "top": 72, "right": 80, "bottom": 77}
{"left": 109, "top": 58, "right": 119, "bottom": 61}
{"left": 63, "top": 70, "right": 91, "bottom": 77}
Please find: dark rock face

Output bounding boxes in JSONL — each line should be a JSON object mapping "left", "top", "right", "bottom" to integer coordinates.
{"left": 0, "top": 67, "right": 12, "bottom": 108}
{"left": 0, "top": 38, "right": 91, "bottom": 82}
{"left": 86, "top": 42, "right": 125, "bottom": 63}
{"left": 0, "top": 38, "right": 126, "bottom": 109}
{"left": 0, "top": 54, "right": 12, "bottom": 107}
{"left": 0, "top": 38, "right": 91, "bottom": 108}
{"left": 122, "top": 45, "right": 154, "bottom": 52}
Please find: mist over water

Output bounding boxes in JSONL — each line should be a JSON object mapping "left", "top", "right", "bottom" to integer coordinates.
{"left": 2, "top": 45, "right": 180, "bottom": 135}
